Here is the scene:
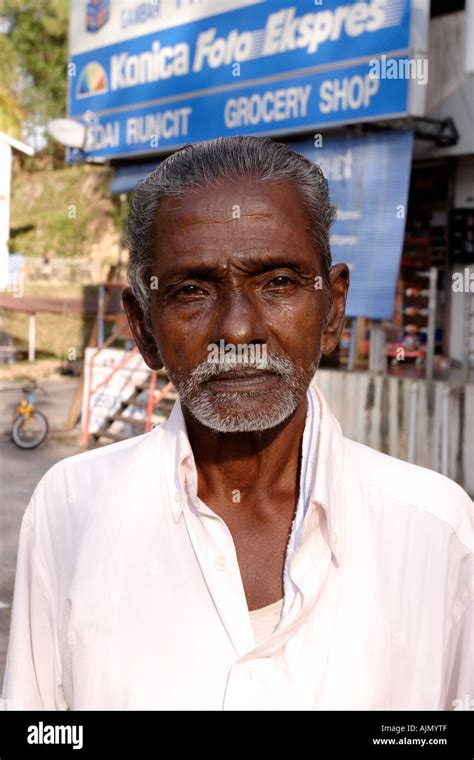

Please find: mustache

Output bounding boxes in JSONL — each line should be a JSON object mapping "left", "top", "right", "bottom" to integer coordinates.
{"left": 183, "top": 351, "right": 296, "bottom": 385}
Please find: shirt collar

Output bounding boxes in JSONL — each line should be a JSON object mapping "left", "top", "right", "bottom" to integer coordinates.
{"left": 161, "top": 399, "right": 196, "bottom": 523}
{"left": 307, "top": 382, "right": 344, "bottom": 565}
{"left": 161, "top": 381, "right": 343, "bottom": 563}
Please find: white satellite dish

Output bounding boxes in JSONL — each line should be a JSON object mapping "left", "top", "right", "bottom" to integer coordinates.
{"left": 47, "top": 118, "right": 87, "bottom": 149}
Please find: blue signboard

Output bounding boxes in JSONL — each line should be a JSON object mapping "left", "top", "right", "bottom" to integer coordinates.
{"left": 68, "top": 0, "right": 418, "bottom": 159}
{"left": 293, "top": 130, "right": 414, "bottom": 320}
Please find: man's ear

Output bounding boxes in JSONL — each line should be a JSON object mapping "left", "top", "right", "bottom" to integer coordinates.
{"left": 122, "top": 287, "right": 164, "bottom": 371}
{"left": 321, "top": 263, "right": 350, "bottom": 354}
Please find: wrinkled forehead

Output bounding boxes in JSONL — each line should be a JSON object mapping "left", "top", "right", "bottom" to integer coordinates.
{"left": 152, "top": 178, "right": 318, "bottom": 270}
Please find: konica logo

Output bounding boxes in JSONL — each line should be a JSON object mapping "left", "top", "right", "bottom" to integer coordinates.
{"left": 76, "top": 61, "right": 109, "bottom": 98}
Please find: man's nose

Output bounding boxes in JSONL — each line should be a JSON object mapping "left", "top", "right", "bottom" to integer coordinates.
{"left": 216, "top": 289, "right": 267, "bottom": 347}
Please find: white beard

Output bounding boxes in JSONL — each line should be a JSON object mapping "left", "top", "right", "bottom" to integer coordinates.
{"left": 166, "top": 350, "right": 319, "bottom": 433}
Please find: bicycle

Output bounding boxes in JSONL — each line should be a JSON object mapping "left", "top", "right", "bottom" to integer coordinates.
{"left": 11, "top": 380, "right": 49, "bottom": 449}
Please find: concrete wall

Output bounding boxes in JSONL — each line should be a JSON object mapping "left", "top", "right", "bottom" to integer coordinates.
{"left": 315, "top": 370, "right": 474, "bottom": 496}
{"left": 415, "top": 10, "right": 474, "bottom": 160}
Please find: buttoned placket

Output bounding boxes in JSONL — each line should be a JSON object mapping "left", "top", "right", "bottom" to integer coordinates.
{"left": 222, "top": 501, "right": 336, "bottom": 710}
{"left": 178, "top": 459, "right": 331, "bottom": 660}
{"left": 179, "top": 457, "right": 256, "bottom": 658}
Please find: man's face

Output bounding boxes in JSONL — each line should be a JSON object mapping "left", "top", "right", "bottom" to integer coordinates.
{"left": 124, "top": 179, "right": 349, "bottom": 432}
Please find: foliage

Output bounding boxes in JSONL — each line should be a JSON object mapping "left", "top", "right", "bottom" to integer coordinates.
{"left": 0, "top": 21, "right": 24, "bottom": 137}
{"left": 0, "top": 0, "right": 69, "bottom": 139}
{"left": 9, "top": 163, "right": 116, "bottom": 259}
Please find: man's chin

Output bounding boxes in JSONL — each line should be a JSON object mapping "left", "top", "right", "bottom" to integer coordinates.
{"left": 182, "top": 390, "right": 299, "bottom": 433}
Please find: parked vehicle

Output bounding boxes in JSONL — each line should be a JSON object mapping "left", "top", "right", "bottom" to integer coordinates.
{"left": 11, "top": 380, "right": 49, "bottom": 449}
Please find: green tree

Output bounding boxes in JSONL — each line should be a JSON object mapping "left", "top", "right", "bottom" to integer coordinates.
{"left": 0, "top": 22, "right": 24, "bottom": 137}
{"left": 1, "top": 0, "right": 68, "bottom": 136}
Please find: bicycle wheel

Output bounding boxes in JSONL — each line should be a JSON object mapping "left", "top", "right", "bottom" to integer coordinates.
{"left": 9, "top": 408, "right": 20, "bottom": 439}
{"left": 12, "top": 411, "right": 49, "bottom": 449}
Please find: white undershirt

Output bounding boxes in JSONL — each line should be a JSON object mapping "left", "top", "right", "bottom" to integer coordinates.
{"left": 249, "top": 598, "right": 284, "bottom": 645}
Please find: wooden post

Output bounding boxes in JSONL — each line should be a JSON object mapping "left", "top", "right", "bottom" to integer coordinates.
{"left": 98, "top": 284, "right": 105, "bottom": 346}
{"left": 348, "top": 317, "right": 357, "bottom": 371}
{"left": 425, "top": 266, "right": 437, "bottom": 382}
{"left": 369, "top": 320, "right": 385, "bottom": 374}
{"left": 28, "top": 313, "right": 36, "bottom": 362}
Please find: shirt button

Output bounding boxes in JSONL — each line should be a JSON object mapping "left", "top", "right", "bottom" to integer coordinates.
{"left": 67, "top": 491, "right": 76, "bottom": 504}
{"left": 246, "top": 663, "right": 260, "bottom": 681}
{"left": 214, "top": 555, "right": 227, "bottom": 571}
{"left": 174, "top": 492, "right": 181, "bottom": 503}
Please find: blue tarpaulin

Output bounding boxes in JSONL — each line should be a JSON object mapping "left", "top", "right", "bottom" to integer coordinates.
{"left": 292, "top": 129, "right": 414, "bottom": 320}
{"left": 109, "top": 161, "right": 160, "bottom": 194}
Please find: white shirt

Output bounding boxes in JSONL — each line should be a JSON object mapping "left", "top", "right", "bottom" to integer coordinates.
{"left": 249, "top": 599, "right": 284, "bottom": 646}
{"left": 2, "top": 383, "right": 473, "bottom": 710}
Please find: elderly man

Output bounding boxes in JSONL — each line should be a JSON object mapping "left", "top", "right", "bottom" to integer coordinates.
{"left": 2, "top": 137, "right": 472, "bottom": 711}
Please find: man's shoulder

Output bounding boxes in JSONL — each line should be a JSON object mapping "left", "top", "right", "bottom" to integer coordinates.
{"left": 31, "top": 424, "right": 165, "bottom": 506}
{"left": 51, "top": 425, "right": 162, "bottom": 473}
{"left": 342, "top": 436, "right": 473, "bottom": 550}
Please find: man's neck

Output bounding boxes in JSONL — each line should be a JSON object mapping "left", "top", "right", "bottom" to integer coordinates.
{"left": 182, "top": 395, "right": 308, "bottom": 513}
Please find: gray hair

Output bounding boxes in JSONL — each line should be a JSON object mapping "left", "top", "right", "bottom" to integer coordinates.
{"left": 125, "top": 135, "right": 336, "bottom": 331}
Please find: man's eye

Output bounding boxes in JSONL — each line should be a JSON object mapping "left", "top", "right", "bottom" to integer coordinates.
{"left": 176, "top": 284, "right": 206, "bottom": 296}
{"left": 267, "top": 275, "right": 295, "bottom": 287}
